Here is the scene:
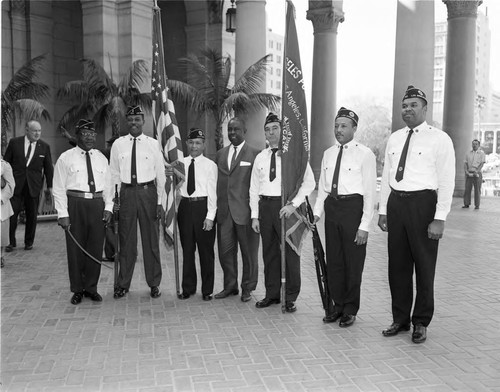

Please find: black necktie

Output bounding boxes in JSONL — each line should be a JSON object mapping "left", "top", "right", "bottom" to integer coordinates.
{"left": 395, "top": 129, "right": 414, "bottom": 182}
{"left": 330, "top": 145, "right": 343, "bottom": 197}
{"left": 187, "top": 158, "right": 195, "bottom": 195}
{"left": 230, "top": 146, "right": 238, "bottom": 170}
{"left": 131, "top": 138, "right": 137, "bottom": 185}
{"left": 86, "top": 152, "right": 96, "bottom": 193}
{"left": 269, "top": 148, "right": 278, "bottom": 182}
{"left": 26, "top": 142, "right": 32, "bottom": 164}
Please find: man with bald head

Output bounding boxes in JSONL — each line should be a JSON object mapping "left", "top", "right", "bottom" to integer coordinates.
{"left": 4, "top": 120, "right": 54, "bottom": 251}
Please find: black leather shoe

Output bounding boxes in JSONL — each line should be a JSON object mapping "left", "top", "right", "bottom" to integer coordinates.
{"left": 412, "top": 324, "right": 427, "bottom": 343}
{"left": 382, "top": 322, "right": 411, "bottom": 336}
{"left": 462, "top": 205, "right": 469, "bottom": 208}
{"left": 339, "top": 314, "right": 356, "bottom": 327}
{"left": 285, "top": 301, "right": 297, "bottom": 313}
{"left": 71, "top": 292, "right": 83, "bottom": 305}
{"left": 214, "top": 289, "right": 239, "bottom": 299}
{"left": 255, "top": 298, "right": 280, "bottom": 308}
{"left": 150, "top": 286, "right": 161, "bottom": 298}
{"left": 323, "top": 311, "right": 342, "bottom": 323}
{"left": 24, "top": 244, "right": 33, "bottom": 250}
{"left": 178, "top": 292, "right": 192, "bottom": 299}
{"left": 203, "top": 294, "right": 213, "bottom": 301}
{"left": 114, "top": 287, "right": 129, "bottom": 299}
{"left": 241, "top": 291, "right": 252, "bottom": 302}
{"left": 5, "top": 244, "right": 15, "bottom": 252}
{"left": 83, "top": 291, "right": 102, "bottom": 302}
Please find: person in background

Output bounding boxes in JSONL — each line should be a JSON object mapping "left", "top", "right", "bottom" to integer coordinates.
{"left": 53, "top": 119, "right": 113, "bottom": 304}
{"left": 177, "top": 128, "right": 217, "bottom": 301}
{"left": 4, "top": 120, "right": 54, "bottom": 252}
{"left": 214, "top": 117, "right": 260, "bottom": 302}
{"left": 313, "top": 107, "right": 377, "bottom": 327}
{"left": 1, "top": 158, "right": 15, "bottom": 268}
{"left": 462, "top": 139, "right": 486, "bottom": 210}
{"left": 378, "top": 85, "right": 455, "bottom": 344}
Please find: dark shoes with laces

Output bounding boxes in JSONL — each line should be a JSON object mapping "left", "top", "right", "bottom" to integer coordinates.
{"left": 71, "top": 291, "right": 102, "bottom": 304}
{"left": 382, "top": 322, "right": 427, "bottom": 343}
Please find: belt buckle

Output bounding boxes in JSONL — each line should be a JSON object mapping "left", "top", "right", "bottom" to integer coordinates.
{"left": 84, "top": 192, "right": 92, "bottom": 199}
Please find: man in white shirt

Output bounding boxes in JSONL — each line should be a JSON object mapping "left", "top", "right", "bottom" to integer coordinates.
{"left": 378, "top": 86, "right": 455, "bottom": 343}
{"left": 463, "top": 139, "right": 486, "bottom": 209}
{"left": 109, "top": 106, "right": 166, "bottom": 299}
{"left": 53, "top": 119, "right": 113, "bottom": 304}
{"left": 250, "top": 113, "right": 315, "bottom": 313}
{"left": 177, "top": 128, "right": 217, "bottom": 301}
{"left": 313, "top": 108, "right": 377, "bottom": 327}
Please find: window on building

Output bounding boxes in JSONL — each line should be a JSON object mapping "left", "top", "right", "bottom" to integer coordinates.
{"left": 276, "top": 81, "right": 281, "bottom": 89}
{"left": 270, "top": 68, "right": 273, "bottom": 75}
{"left": 277, "top": 42, "right": 282, "bottom": 51}
{"left": 277, "top": 55, "right": 281, "bottom": 63}
{"left": 269, "top": 40, "right": 273, "bottom": 49}
{"left": 276, "top": 69, "right": 281, "bottom": 77}
{"left": 271, "top": 80, "right": 273, "bottom": 88}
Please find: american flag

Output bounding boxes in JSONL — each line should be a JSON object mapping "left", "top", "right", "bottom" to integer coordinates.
{"left": 152, "top": 5, "right": 185, "bottom": 247}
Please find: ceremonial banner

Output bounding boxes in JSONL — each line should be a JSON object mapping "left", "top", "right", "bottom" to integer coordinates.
{"left": 152, "top": 5, "right": 185, "bottom": 247}
{"left": 280, "top": 0, "right": 310, "bottom": 254}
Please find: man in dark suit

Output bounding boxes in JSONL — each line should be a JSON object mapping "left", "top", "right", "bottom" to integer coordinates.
{"left": 214, "top": 117, "right": 260, "bottom": 302}
{"left": 4, "top": 120, "right": 54, "bottom": 251}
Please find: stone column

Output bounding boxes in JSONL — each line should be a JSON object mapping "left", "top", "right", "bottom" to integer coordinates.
{"left": 442, "top": 0, "right": 481, "bottom": 196}
{"left": 392, "top": 0, "right": 434, "bottom": 132}
{"left": 235, "top": 0, "right": 267, "bottom": 149}
{"left": 306, "top": 1, "right": 344, "bottom": 181}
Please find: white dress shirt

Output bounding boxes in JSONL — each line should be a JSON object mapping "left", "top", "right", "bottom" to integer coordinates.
{"left": 179, "top": 155, "right": 218, "bottom": 221}
{"left": 379, "top": 121, "right": 455, "bottom": 221}
{"left": 227, "top": 141, "right": 245, "bottom": 169}
{"left": 109, "top": 134, "right": 166, "bottom": 203}
{"left": 313, "top": 140, "right": 377, "bottom": 232}
{"left": 249, "top": 147, "right": 316, "bottom": 219}
{"left": 24, "top": 136, "right": 36, "bottom": 166}
{"left": 53, "top": 147, "right": 114, "bottom": 218}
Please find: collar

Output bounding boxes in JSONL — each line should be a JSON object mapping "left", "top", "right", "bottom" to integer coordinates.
{"left": 189, "top": 154, "right": 203, "bottom": 162}
{"left": 129, "top": 133, "right": 143, "bottom": 141}
{"left": 25, "top": 136, "right": 36, "bottom": 145}
{"left": 231, "top": 140, "right": 245, "bottom": 150}
{"left": 75, "top": 146, "right": 94, "bottom": 155}
{"left": 335, "top": 139, "right": 357, "bottom": 150}
{"left": 407, "top": 121, "right": 428, "bottom": 134}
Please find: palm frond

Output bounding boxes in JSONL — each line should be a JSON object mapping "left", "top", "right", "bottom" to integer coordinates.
{"left": 167, "top": 79, "right": 209, "bottom": 113}
{"left": 223, "top": 92, "right": 280, "bottom": 116}
{"left": 57, "top": 80, "right": 91, "bottom": 102}
{"left": 57, "top": 103, "right": 95, "bottom": 133}
{"left": 118, "top": 59, "right": 150, "bottom": 96}
{"left": 232, "top": 54, "right": 272, "bottom": 94}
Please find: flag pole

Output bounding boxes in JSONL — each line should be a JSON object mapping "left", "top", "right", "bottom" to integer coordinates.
{"left": 172, "top": 174, "right": 181, "bottom": 297}
{"left": 280, "top": 0, "right": 288, "bottom": 314}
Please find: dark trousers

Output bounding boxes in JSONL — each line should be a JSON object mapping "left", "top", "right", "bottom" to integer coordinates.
{"left": 217, "top": 212, "right": 259, "bottom": 293}
{"left": 387, "top": 190, "right": 439, "bottom": 327}
{"left": 464, "top": 174, "right": 482, "bottom": 208}
{"left": 259, "top": 199, "right": 300, "bottom": 302}
{"left": 177, "top": 198, "right": 215, "bottom": 296}
{"left": 118, "top": 184, "right": 162, "bottom": 289}
{"left": 9, "top": 182, "right": 39, "bottom": 247}
{"left": 324, "top": 196, "right": 366, "bottom": 316}
{"left": 65, "top": 196, "right": 104, "bottom": 294}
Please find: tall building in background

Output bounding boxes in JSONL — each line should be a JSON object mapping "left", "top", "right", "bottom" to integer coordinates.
{"left": 266, "top": 28, "right": 284, "bottom": 98}
{"left": 433, "top": 10, "right": 493, "bottom": 128}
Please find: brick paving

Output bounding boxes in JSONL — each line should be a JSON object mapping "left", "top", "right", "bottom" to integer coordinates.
{"left": 1, "top": 195, "right": 500, "bottom": 391}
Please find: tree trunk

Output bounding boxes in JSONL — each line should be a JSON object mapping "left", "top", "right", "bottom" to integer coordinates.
{"left": 215, "top": 124, "right": 224, "bottom": 151}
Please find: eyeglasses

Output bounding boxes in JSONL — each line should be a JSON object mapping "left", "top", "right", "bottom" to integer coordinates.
{"left": 80, "top": 131, "right": 97, "bottom": 138}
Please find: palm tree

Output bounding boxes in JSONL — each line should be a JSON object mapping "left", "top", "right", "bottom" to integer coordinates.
{"left": 57, "top": 58, "right": 151, "bottom": 139}
{"left": 168, "top": 47, "right": 280, "bottom": 151}
{"left": 1, "top": 54, "right": 50, "bottom": 155}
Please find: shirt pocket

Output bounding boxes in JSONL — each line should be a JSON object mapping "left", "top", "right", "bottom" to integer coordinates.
{"left": 69, "top": 163, "right": 86, "bottom": 181}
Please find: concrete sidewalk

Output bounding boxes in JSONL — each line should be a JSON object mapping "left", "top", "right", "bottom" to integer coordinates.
{"left": 1, "top": 196, "right": 500, "bottom": 391}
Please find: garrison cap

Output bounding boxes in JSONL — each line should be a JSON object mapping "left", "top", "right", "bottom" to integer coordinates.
{"left": 126, "top": 105, "right": 144, "bottom": 116}
{"left": 335, "top": 107, "right": 359, "bottom": 126}
{"left": 75, "top": 119, "right": 95, "bottom": 132}
{"left": 402, "top": 85, "right": 427, "bottom": 104}
{"left": 187, "top": 128, "right": 205, "bottom": 140}
{"left": 264, "top": 112, "right": 280, "bottom": 127}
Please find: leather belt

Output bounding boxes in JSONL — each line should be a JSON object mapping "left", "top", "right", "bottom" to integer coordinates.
{"left": 182, "top": 196, "right": 208, "bottom": 202}
{"left": 67, "top": 190, "right": 103, "bottom": 199}
{"left": 328, "top": 193, "right": 362, "bottom": 201}
{"left": 122, "top": 180, "right": 155, "bottom": 188}
{"left": 390, "top": 188, "right": 435, "bottom": 198}
{"left": 260, "top": 195, "right": 281, "bottom": 201}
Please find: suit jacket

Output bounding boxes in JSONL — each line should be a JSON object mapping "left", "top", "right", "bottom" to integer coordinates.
{"left": 4, "top": 136, "right": 54, "bottom": 198}
{"left": 215, "top": 142, "right": 260, "bottom": 225}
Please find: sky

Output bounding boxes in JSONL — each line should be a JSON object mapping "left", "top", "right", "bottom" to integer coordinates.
{"left": 266, "top": 0, "right": 500, "bottom": 109}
